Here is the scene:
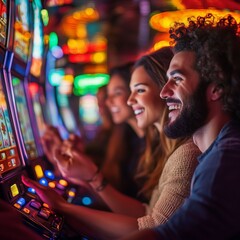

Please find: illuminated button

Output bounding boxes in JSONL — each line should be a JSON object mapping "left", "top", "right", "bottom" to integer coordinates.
{"left": 48, "top": 181, "right": 56, "bottom": 188}
{"left": 44, "top": 170, "right": 55, "bottom": 180}
{"left": 59, "top": 179, "right": 68, "bottom": 187}
{"left": 30, "top": 200, "right": 41, "bottom": 210}
{"left": 17, "top": 197, "right": 26, "bottom": 206}
{"left": 39, "top": 178, "right": 48, "bottom": 186}
{"left": 35, "top": 165, "right": 44, "bottom": 179}
{"left": 68, "top": 188, "right": 76, "bottom": 198}
{"left": 10, "top": 183, "right": 19, "bottom": 197}
{"left": 22, "top": 207, "right": 30, "bottom": 214}
{"left": 82, "top": 196, "right": 92, "bottom": 206}
{"left": 38, "top": 208, "right": 51, "bottom": 220}
{"left": 42, "top": 203, "right": 49, "bottom": 209}
{"left": 13, "top": 203, "right": 21, "bottom": 209}
{"left": 27, "top": 187, "right": 36, "bottom": 194}
{"left": 1, "top": 153, "right": 6, "bottom": 160}
{"left": 56, "top": 179, "right": 68, "bottom": 190}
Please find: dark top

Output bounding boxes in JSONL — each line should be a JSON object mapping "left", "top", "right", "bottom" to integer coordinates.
{"left": 154, "top": 120, "right": 240, "bottom": 240}
{"left": 120, "top": 124, "right": 146, "bottom": 201}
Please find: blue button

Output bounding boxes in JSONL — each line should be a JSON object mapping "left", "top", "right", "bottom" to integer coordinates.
{"left": 82, "top": 196, "right": 92, "bottom": 206}
{"left": 44, "top": 170, "right": 55, "bottom": 180}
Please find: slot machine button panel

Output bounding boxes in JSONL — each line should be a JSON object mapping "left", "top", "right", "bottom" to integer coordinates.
{"left": 30, "top": 199, "right": 41, "bottom": 210}
{"left": 22, "top": 207, "right": 30, "bottom": 214}
{"left": 38, "top": 207, "right": 51, "bottom": 220}
{"left": 13, "top": 202, "right": 21, "bottom": 209}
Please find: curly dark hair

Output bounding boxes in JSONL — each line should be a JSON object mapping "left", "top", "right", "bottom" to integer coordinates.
{"left": 169, "top": 13, "right": 240, "bottom": 120}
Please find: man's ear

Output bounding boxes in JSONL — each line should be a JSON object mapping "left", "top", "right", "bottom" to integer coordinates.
{"left": 209, "top": 84, "right": 224, "bottom": 101}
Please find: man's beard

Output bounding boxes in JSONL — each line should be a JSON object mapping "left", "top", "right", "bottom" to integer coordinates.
{"left": 164, "top": 82, "right": 208, "bottom": 139}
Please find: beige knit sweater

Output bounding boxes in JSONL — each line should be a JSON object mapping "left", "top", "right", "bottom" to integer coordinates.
{"left": 138, "top": 138, "right": 200, "bottom": 229}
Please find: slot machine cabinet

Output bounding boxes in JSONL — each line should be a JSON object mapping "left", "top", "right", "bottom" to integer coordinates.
{"left": 23, "top": 0, "right": 80, "bottom": 203}
{"left": 20, "top": 0, "right": 106, "bottom": 214}
{"left": 27, "top": 0, "right": 110, "bottom": 212}
{"left": 0, "top": 0, "right": 64, "bottom": 238}
{"left": 11, "top": 75, "right": 79, "bottom": 204}
{"left": 0, "top": 69, "right": 64, "bottom": 239}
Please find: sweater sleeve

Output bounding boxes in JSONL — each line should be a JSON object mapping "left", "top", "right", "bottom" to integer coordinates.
{"left": 137, "top": 139, "right": 200, "bottom": 229}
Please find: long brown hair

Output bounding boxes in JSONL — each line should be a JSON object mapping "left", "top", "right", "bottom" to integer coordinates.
{"left": 134, "top": 47, "right": 187, "bottom": 200}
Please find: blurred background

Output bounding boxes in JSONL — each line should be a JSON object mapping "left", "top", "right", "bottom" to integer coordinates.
{"left": 40, "top": 0, "right": 240, "bottom": 140}
{"left": 0, "top": 1, "right": 240, "bottom": 238}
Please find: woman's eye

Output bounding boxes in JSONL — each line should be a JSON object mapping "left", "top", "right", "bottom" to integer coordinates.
{"left": 137, "top": 89, "right": 145, "bottom": 93}
{"left": 114, "top": 90, "right": 123, "bottom": 96}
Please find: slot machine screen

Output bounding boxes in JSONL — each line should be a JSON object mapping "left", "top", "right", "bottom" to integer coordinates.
{"left": 12, "top": 76, "right": 39, "bottom": 160}
{"left": 0, "top": 75, "right": 21, "bottom": 177}
{"left": 0, "top": 0, "right": 8, "bottom": 47}
{"left": 30, "top": 0, "right": 44, "bottom": 77}
{"left": 28, "top": 83, "right": 46, "bottom": 137}
{"left": 13, "top": 0, "right": 31, "bottom": 62}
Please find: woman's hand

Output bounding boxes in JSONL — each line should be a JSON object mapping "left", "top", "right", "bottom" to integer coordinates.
{"left": 21, "top": 175, "right": 66, "bottom": 211}
{"left": 41, "top": 125, "right": 63, "bottom": 168}
{"left": 53, "top": 146, "right": 98, "bottom": 186}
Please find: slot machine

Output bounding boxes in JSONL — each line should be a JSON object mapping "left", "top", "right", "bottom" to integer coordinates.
{"left": 25, "top": 0, "right": 105, "bottom": 212}
{"left": 7, "top": 0, "right": 81, "bottom": 205}
{"left": 0, "top": 0, "right": 64, "bottom": 239}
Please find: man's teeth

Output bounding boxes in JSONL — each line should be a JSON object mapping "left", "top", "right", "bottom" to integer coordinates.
{"left": 169, "top": 105, "right": 181, "bottom": 110}
{"left": 134, "top": 109, "right": 144, "bottom": 115}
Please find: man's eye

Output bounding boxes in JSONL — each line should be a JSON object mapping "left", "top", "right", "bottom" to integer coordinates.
{"left": 173, "top": 76, "right": 182, "bottom": 84}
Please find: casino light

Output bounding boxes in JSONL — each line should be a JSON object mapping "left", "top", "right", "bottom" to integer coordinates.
{"left": 58, "top": 74, "right": 74, "bottom": 95}
{"left": 83, "top": 64, "right": 108, "bottom": 74}
{"left": 74, "top": 73, "right": 109, "bottom": 88}
{"left": 12, "top": 77, "right": 20, "bottom": 86}
{"left": 49, "top": 68, "right": 65, "bottom": 86}
{"left": 51, "top": 45, "right": 63, "bottom": 59}
{"left": 149, "top": 32, "right": 171, "bottom": 52}
{"left": 61, "top": 6, "right": 99, "bottom": 38}
{"left": 28, "top": 82, "right": 39, "bottom": 96}
{"left": 150, "top": 9, "right": 240, "bottom": 33}
{"left": 91, "top": 51, "right": 106, "bottom": 64}
{"left": 41, "top": 9, "right": 49, "bottom": 26}
{"left": 49, "top": 32, "right": 58, "bottom": 50}
{"left": 74, "top": 73, "right": 109, "bottom": 95}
